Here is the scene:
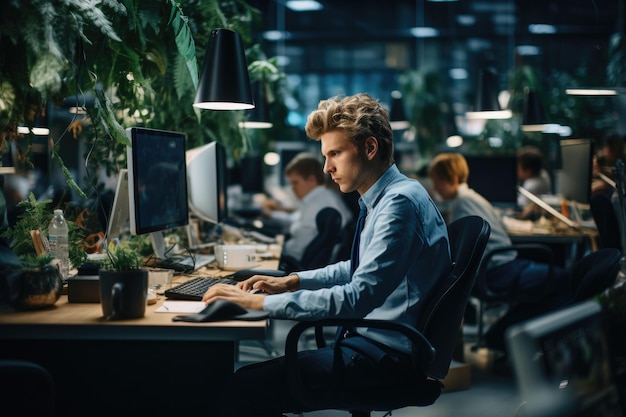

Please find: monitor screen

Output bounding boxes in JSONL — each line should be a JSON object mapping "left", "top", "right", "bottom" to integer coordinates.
{"left": 506, "top": 300, "right": 622, "bottom": 417}
{"left": 464, "top": 155, "right": 518, "bottom": 207}
{"left": 557, "top": 139, "right": 595, "bottom": 204}
{"left": 238, "top": 155, "right": 265, "bottom": 194}
{"left": 186, "top": 141, "right": 228, "bottom": 224}
{"left": 273, "top": 141, "right": 317, "bottom": 186}
{"left": 126, "top": 127, "right": 189, "bottom": 235}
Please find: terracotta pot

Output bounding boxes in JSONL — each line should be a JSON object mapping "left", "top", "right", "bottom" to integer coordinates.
{"left": 14, "top": 266, "right": 64, "bottom": 310}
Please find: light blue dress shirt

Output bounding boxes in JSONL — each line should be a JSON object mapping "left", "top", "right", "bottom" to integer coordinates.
{"left": 263, "top": 165, "right": 451, "bottom": 354}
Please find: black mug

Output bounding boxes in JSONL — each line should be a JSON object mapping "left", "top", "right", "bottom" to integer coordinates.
{"left": 99, "top": 270, "right": 148, "bottom": 320}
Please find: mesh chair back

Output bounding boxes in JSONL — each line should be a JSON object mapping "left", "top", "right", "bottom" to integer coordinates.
{"left": 571, "top": 247, "right": 621, "bottom": 302}
{"left": 418, "top": 215, "right": 490, "bottom": 379}
{"left": 301, "top": 207, "right": 342, "bottom": 270}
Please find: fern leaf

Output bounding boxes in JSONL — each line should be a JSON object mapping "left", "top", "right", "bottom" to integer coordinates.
{"left": 167, "top": 0, "right": 198, "bottom": 90}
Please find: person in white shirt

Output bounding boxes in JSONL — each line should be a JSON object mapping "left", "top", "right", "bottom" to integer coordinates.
{"left": 516, "top": 146, "right": 552, "bottom": 219}
{"left": 263, "top": 152, "right": 353, "bottom": 265}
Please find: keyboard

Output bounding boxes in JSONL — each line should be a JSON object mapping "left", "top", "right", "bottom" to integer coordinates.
{"left": 164, "top": 276, "right": 239, "bottom": 301}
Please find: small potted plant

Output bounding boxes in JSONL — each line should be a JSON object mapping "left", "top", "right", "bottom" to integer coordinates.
{"left": 0, "top": 194, "right": 86, "bottom": 309}
{"left": 98, "top": 242, "right": 148, "bottom": 319}
{"left": 99, "top": 241, "right": 145, "bottom": 274}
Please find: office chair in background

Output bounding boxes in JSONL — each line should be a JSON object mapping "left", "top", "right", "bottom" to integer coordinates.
{"left": 282, "top": 215, "right": 491, "bottom": 417}
{"left": 569, "top": 247, "right": 621, "bottom": 302}
{"left": 470, "top": 243, "right": 556, "bottom": 350}
{"left": 278, "top": 207, "right": 342, "bottom": 273}
{"left": 481, "top": 247, "right": 622, "bottom": 353}
{"left": 589, "top": 192, "right": 622, "bottom": 252}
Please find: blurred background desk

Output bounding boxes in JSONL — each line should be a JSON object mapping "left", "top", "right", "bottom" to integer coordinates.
{"left": 507, "top": 228, "right": 598, "bottom": 268}
{"left": 0, "top": 265, "right": 273, "bottom": 417}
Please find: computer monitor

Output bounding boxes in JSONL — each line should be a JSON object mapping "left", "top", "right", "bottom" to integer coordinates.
{"left": 106, "top": 168, "right": 130, "bottom": 240}
{"left": 557, "top": 139, "right": 595, "bottom": 204}
{"left": 464, "top": 155, "right": 518, "bottom": 208}
{"left": 506, "top": 300, "right": 622, "bottom": 417}
{"left": 273, "top": 141, "right": 317, "bottom": 186}
{"left": 186, "top": 141, "right": 228, "bottom": 224}
{"left": 239, "top": 155, "right": 265, "bottom": 194}
{"left": 126, "top": 127, "right": 189, "bottom": 259}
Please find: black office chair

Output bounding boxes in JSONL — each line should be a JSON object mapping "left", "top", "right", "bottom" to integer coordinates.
{"left": 279, "top": 207, "right": 342, "bottom": 273}
{"left": 282, "top": 215, "right": 491, "bottom": 417}
{"left": 482, "top": 247, "right": 622, "bottom": 353}
{"left": 590, "top": 192, "right": 622, "bottom": 251}
{"left": 0, "top": 359, "right": 55, "bottom": 417}
{"left": 570, "top": 247, "right": 621, "bottom": 302}
{"left": 470, "top": 243, "right": 556, "bottom": 350}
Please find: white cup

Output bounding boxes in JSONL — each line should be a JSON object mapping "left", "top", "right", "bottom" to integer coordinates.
{"left": 214, "top": 245, "right": 259, "bottom": 270}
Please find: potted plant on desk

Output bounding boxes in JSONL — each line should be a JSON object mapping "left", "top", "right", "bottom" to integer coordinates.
{"left": 0, "top": 194, "right": 86, "bottom": 309}
{"left": 98, "top": 242, "right": 149, "bottom": 319}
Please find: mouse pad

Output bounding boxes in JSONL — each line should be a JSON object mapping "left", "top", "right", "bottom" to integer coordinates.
{"left": 172, "top": 300, "right": 269, "bottom": 322}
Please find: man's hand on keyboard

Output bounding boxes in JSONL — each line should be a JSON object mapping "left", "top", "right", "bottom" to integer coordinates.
{"left": 237, "top": 274, "right": 299, "bottom": 295}
{"left": 201, "top": 283, "right": 265, "bottom": 310}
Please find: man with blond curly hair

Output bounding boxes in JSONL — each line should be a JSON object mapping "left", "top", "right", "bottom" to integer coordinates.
{"left": 207, "top": 93, "right": 450, "bottom": 417}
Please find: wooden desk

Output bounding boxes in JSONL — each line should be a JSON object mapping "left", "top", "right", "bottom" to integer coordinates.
{"left": 0, "top": 260, "right": 278, "bottom": 417}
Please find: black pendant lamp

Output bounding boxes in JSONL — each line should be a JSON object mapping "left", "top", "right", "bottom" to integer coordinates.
{"left": 466, "top": 67, "right": 512, "bottom": 120}
{"left": 521, "top": 88, "right": 548, "bottom": 132}
{"left": 193, "top": 29, "right": 255, "bottom": 110}
{"left": 240, "top": 82, "right": 273, "bottom": 129}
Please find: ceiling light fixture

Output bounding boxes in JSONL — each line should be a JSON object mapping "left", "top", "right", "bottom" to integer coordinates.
{"left": 239, "top": 82, "right": 273, "bottom": 129}
{"left": 409, "top": 27, "right": 439, "bottom": 38}
{"left": 521, "top": 88, "right": 549, "bottom": 132}
{"left": 565, "top": 88, "right": 624, "bottom": 96}
{"left": 194, "top": 29, "right": 254, "bottom": 111}
{"left": 389, "top": 90, "right": 410, "bottom": 130}
{"left": 466, "top": 68, "right": 512, "bottom": 120}
{"left": 286, "top": 0, "right": 323, "bottom": 12}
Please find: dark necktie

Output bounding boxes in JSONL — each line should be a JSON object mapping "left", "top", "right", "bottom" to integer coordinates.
{"left": 350, "top": 205, "right": 367, "bottom": 276}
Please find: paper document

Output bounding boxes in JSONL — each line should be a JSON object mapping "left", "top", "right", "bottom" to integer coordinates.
{"left": 155, "top": 301, "right": 206, "bottom": 313}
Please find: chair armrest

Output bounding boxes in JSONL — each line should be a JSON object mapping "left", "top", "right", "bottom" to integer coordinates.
{"left": 284, "top": 318, "right": 436, "bottom": 405}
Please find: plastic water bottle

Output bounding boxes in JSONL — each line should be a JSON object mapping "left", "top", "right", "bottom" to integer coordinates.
{"left": 48, "top": 209, "right": 70, "bottom": 278}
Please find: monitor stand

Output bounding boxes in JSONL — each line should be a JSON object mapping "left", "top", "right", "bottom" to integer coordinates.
{"left": 150, "top": 230, "right": 215, "bottom": 270}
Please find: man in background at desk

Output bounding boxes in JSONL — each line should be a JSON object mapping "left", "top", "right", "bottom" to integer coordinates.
{"left": 262, "top": 152, "right": 353, "bottom": 266}
{"left": 516, "top": 146, "right": 552, "bottom": 220}
{"left": 202, "top": 93, "right": 450, "bottom": 417}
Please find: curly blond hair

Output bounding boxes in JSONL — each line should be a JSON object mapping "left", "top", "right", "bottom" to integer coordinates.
{"left": 304, "top": 93, "right": 394, "bottom": 166}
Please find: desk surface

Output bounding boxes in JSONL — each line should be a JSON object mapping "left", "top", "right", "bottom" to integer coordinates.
{"left": 0, "top": 259, "right": 280, "bottom": 416}
{"left": 507, "top": 226, "right": 598, "bottom": 248}
{"left": 0, "top": 259, "right": 280, "bottom": 342}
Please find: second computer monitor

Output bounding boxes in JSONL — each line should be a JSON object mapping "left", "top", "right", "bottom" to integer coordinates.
{"left": 186, "top": 141, "right": 228, "bottom": 224}
{"left": 464, "top": 155, "right": 519, "bottom": 208}
{"left": 557, "top": 138, "right": 594, "bottom": 204}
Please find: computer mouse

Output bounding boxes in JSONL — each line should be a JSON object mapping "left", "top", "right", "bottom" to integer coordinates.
{"left": 197, "top": 299, "right": 248, "bottom": 321}
{"left": 233, "top": 269, "right": 287, "bottom": 281}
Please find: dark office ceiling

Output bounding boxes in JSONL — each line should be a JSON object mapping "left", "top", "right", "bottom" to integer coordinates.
{"left": 246, "top": 0, "right": 624, "bottom": 76}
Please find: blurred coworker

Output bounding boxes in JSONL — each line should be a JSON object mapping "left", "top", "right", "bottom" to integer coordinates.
{"left": 516, "top": 146, "right": 552, "bottom": 219}
{"left": 428, "top": 152, "right": 568, "bottom": 301}
{"left": 263, "top": 153, "right": 353, "bottom": 264}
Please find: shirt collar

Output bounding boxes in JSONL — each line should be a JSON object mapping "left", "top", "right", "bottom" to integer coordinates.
{"left": 358, "top": 164, "right": 401, "bottom": 212}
